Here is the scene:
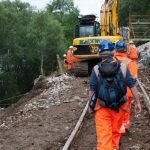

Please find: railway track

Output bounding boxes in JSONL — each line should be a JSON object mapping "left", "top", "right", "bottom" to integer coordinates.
{"left": 62, "top": 70, "right": 150, "bottom": 150}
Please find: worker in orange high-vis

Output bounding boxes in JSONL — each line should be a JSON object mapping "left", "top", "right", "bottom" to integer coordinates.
{"left": 127, "top": 40, "right": 138, "bottom": 81}
{"left": 66, "top": 45, "right": 78, "bottom": 70}
{"left": 89, "top": 40, "right": 141, "bottom": 150}
{"left": 127, "top": 40, "right": 138, "bottom": 62}
{"left": 115, "top": 40, "right": 138, "bottom": 134}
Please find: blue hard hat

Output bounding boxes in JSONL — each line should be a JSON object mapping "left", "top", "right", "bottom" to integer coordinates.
{"left": 115, "top": 40, "right": 126, "bottom": 51}
{"left": 99, "top": 39, "right": 114, "bottom": 53}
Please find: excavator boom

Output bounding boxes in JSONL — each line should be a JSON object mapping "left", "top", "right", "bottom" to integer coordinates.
{"left": 101, "top": 0, "right": 119, "bottom": 36}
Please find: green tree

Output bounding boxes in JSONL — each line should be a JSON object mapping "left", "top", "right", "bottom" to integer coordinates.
{"left": 0, "top": 0, "right": 77, "bottom": 106}
{"left": 0, "top": 0, "right": 33, "bottom": 105}
{"left": 27, "top": 11, "right": 65, "bottom": 75}
{"left": 118, "top": 0, "right": 150, "bottom": 26}
{"left": 47, "top": 0, "right": 79, "bottom": 46}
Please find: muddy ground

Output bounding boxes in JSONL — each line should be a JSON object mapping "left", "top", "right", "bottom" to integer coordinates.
{"left": 0, "top": 69, "right": 150, "bottom": 150}
{"left": 0, "top": 74, "right": 89, "bottom": 150}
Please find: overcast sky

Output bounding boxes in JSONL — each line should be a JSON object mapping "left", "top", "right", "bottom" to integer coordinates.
{"left": 9, "top": 0, "right": 105, "bottom": 18}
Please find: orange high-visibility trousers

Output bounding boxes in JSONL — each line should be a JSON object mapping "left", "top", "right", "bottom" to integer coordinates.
{"left": 123, "top": 97, "right": 132, "bottom": 129}
{"left": 116, "top": 53, "right": 138, "bottom": 133}
{"left": 94, "top": 103, "right": 128, "bottom": 150}
{"left": 119, "top": 97, "right": 131, "bottom": 134}
{"left": 67, "top": 63, "right": 73, "bottom": 70}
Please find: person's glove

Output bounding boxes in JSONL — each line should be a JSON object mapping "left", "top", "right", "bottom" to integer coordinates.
{"left": 89, "top": 94, "right": 96, "bottom": 113}
{"left": 89, "top": 100, "right": 95, "bottom": 113}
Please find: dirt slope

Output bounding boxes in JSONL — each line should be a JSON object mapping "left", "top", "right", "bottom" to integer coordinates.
{"left": 0, "top": 74, "right": 89, "bottom": 150}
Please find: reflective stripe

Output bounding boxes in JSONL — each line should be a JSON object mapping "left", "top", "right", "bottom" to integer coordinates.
{"left": 94, "top": 65, "right": 99, "bottom": 79}
{"left": 129, "top": 54, "right": 138, "bottom": 56}
{"left": 123, "top": 58, "right": 130, "bottom": 66}
{"left": 120, "top": 63, "right": 127, "bottom": 77}
{"left": 120, "top": 58, "right": 131, "bottom": 77}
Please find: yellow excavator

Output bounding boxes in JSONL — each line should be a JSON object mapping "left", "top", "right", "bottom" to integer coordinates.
{"left": 67, "top": 0, "right": 129, "bottom": 76}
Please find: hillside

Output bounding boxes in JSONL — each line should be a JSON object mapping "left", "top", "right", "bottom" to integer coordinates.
{"left": 0, "top": 74, "right": 88, "bottom": 150}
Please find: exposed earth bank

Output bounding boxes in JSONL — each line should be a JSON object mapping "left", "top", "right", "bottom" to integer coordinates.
{"left": 0, "top": 74, "right": 89, "bottom": 150}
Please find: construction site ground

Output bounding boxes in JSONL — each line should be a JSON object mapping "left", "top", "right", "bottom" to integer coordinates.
{"left": 71, "top": 69, "right": 150, "bottom": 150}
{"left": 0, "top": 68, "right": 150, "bottom": 150}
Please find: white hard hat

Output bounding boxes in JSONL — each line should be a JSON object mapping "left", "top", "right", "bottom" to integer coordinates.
{"left": 69, "top": 45, "right": 73, "bottom": 49}
{"left": 129, "top": 40, "right": 134, "bottom": 44}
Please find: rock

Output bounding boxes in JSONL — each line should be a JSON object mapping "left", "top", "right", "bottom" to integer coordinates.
{"left": 0, "top": 123, "right": 5, "bottom": 128}
{"left": 129, "top": 144, "right": 141, "bottom": 150}
{"left": 65, "top": 126, "right": 69, "bottom": 130}
{"left": 63, "top": 100, "right": 70, "bottom": 103}
{"left": 74, "top": 96, "right": 81, "bottom": 101}
{"left": 129, "top": 138, "right": 132, "bottom": 141}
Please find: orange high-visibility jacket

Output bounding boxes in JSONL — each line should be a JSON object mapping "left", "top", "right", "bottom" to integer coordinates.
{"left": 115, "top": 52, "right": 138, "bottom": 97}
{"left": 66, "top": 49, "right": 74, "bottom": 64}
{"left": 127, "top": 45, "right": 138, "bottom": 59}
{"left": 66, "top": 49, "right": 78, "bottom": 64}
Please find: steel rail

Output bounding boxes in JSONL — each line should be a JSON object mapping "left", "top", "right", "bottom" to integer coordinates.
{"left": 62, "top": 100, "right": 89, "bottom": 150}
{"left": 137, "top": 78, "right": 150, "bottom": 114}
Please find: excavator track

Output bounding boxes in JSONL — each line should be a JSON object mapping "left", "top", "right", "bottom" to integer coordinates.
{"left": 73, "top": 61, "right": 89, "bottom": 77}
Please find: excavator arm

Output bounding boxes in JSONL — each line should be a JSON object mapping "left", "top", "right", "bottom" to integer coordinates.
{"left": 101, "top": 0, "right": 119, "bottom": 36}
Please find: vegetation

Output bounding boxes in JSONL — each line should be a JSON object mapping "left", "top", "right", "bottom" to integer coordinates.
{"left": 0, "top": 0, "right": 79, "bottom": 106}
{"left": 118, "top": 0, "right": 150, "bottom": 43}
{"left": 118, "top": 0, "right": 150, "bottom": 26}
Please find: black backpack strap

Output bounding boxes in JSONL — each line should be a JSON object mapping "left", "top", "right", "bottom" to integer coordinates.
{"left": 116, "top": 70, "right": 126, "bottom": 95}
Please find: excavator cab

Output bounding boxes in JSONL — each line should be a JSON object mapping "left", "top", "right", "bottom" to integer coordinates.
{"left": 71, "top": 15, "right": 122, "bottom": 76}
{"left": 75, "top": 15, "right": 100, "bottom": 38}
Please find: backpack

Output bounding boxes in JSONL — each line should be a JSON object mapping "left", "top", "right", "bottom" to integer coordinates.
{"left": 94, "top": 57, "right": 127, "bottom": 112}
